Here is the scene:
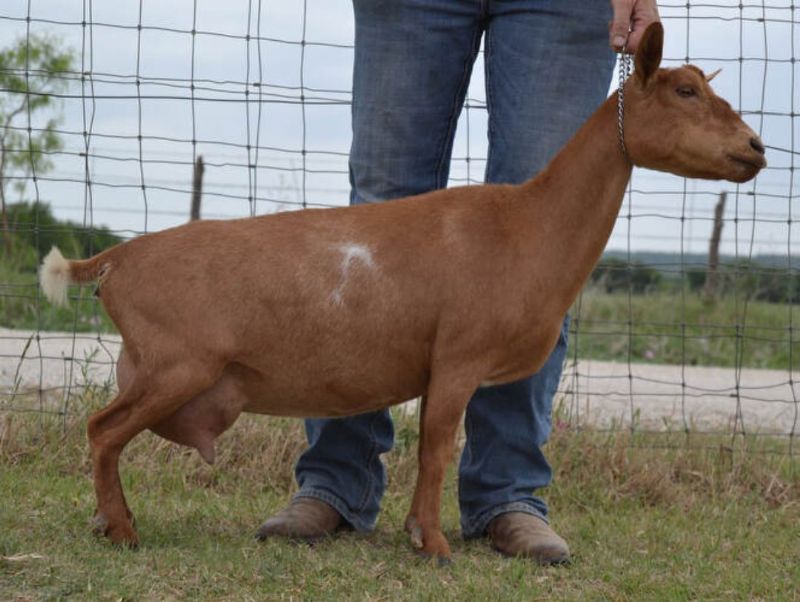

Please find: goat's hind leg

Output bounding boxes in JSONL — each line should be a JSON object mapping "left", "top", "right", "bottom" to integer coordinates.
{"left": 88, "top": 358, "right": 220, "bottom": 547}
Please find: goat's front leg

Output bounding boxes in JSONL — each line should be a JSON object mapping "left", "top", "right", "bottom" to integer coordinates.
{"left": 88, "top": 359, "right": 218, "bottom": 547}
{"left": 404, "top": 377, "right": 475, "bottom": 562}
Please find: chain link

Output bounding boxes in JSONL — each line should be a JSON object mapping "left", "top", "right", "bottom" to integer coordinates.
{"left": 617, "top": 48, "right": 632, "bottom": 159}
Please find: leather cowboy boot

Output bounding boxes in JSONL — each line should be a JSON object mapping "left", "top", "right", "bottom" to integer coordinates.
{"left": 256, "top": 497, "right": 344, "bottom": 542}
{"left": 488, "top": 512, "right": 570, "bottom": 565}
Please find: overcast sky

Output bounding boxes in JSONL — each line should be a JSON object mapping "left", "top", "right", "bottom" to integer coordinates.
{"left": 0, "top": 0, "right": 798, "bottom": 258}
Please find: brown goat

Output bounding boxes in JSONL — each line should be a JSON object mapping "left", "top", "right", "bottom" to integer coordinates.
{"left": 40, "top": 23, "right": 764, "bottom": 560}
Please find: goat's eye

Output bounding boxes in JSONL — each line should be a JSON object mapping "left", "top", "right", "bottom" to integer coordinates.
{"left": 677, "top": 86, "right": 696, "bottom": 98}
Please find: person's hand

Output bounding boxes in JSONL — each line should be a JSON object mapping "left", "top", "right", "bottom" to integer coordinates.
{"left": 609, "top": 0, "right": 661, "bottom": 53}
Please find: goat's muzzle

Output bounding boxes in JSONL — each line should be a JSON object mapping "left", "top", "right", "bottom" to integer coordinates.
{"left": 750, "top": 136, "right": 766, "bottom": 156}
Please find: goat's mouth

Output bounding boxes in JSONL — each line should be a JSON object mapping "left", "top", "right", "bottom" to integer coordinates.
{"left": 725, "top": 153, "right": 766, "bottom": 182}
{"left": 727, "top": 154, "right": 766, "bottom": 171}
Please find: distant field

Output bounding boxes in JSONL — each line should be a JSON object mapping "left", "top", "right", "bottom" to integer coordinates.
{"left": 571, "top": 289, "right": 799, "bottom": 371}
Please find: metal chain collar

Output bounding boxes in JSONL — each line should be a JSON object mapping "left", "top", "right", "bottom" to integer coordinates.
{"left": 617, "top": 48, "right": 632, "bottom": 159}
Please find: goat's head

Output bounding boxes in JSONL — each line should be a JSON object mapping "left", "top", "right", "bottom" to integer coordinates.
{"left": 623, "top": 22, "right": 766, "bottom": 183}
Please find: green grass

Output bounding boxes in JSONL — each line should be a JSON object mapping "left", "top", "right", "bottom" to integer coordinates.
{"left": 571, "top": 289, "right": 800, "bottom": 371}
{"left": 1, "top": 396, "right": 798, "bottom": 601}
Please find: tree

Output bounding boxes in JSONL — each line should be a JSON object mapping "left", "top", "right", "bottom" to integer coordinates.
{"left": 0, "top": 34, "right": 74, "bottom": 254}
{"left": 5, "top": 202, "right": 122, "bottom": 272}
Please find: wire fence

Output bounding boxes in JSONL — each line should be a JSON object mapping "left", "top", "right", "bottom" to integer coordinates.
{"left": 0, "top": 1, "right": 797, "bottom": 456}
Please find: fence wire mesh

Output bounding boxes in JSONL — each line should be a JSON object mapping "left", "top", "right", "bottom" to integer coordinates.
{"left": 0, "top": 1, "right": 797, "bottom": 456}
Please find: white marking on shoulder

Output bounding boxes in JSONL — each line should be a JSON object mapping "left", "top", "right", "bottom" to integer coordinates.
{"left": 330, "top": 243, "right": 376, "bottom": 306}
{"left": 340, "top": 243, "right": 375, "bottom": 269}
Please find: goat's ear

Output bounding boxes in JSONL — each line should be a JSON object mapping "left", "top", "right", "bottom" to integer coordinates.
{"left": 634, "top": 22, "right": 663, "bottom": 88}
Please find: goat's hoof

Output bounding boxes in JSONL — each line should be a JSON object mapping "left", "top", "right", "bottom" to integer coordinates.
{"left": 108, "top": 523, "right": 139, "bottom": 549}
{"left": 405, "top": 517, "right": 452, "bottom": 564}
{"left": 422, "top": 529, "right": 451, "bottom": 560}
{"left": 415, "top": 550, "right": 453, "bottom": 567}
{"left": 91, "top": 512, "right": 139, "bottom": 549}
{"left": 418, "top": 537, "right": 451, "bottom": 564}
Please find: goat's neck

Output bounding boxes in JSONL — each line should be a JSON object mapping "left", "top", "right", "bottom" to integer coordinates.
{"left": 516, "top": 96, "right": 633, "bottom": 312}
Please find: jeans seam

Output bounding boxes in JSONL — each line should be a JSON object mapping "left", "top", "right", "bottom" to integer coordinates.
{"left": 459, "top": 409, "right": 475, "bottom": 502}
{"left": 484, "top": 21, "right": 495, "bottom": 183}
{"left": 434, "top": 19, "right": 483, "bottom": 189}
{"left": 356, "top": 411, "right": 380, "bottom": 513}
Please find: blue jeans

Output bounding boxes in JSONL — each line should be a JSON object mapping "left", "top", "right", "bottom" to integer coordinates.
{"left": 295, "top": 0, "right": 615, "bottom": 538}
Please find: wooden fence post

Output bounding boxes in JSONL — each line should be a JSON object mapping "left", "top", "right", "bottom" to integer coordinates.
{"left": 190, "top": 155, "right": 204, "bottom": 221}
{"left": 703, "top": 191, "right": 727, "bottom": 300}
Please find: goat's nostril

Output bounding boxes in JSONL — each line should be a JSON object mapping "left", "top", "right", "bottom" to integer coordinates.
{"left": 750, "top": 137, "right": 765, "bottom": 155}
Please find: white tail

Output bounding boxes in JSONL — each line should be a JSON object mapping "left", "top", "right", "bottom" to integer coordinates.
{"left": 40, "top": 246, "right": 71, "bottom": 307}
